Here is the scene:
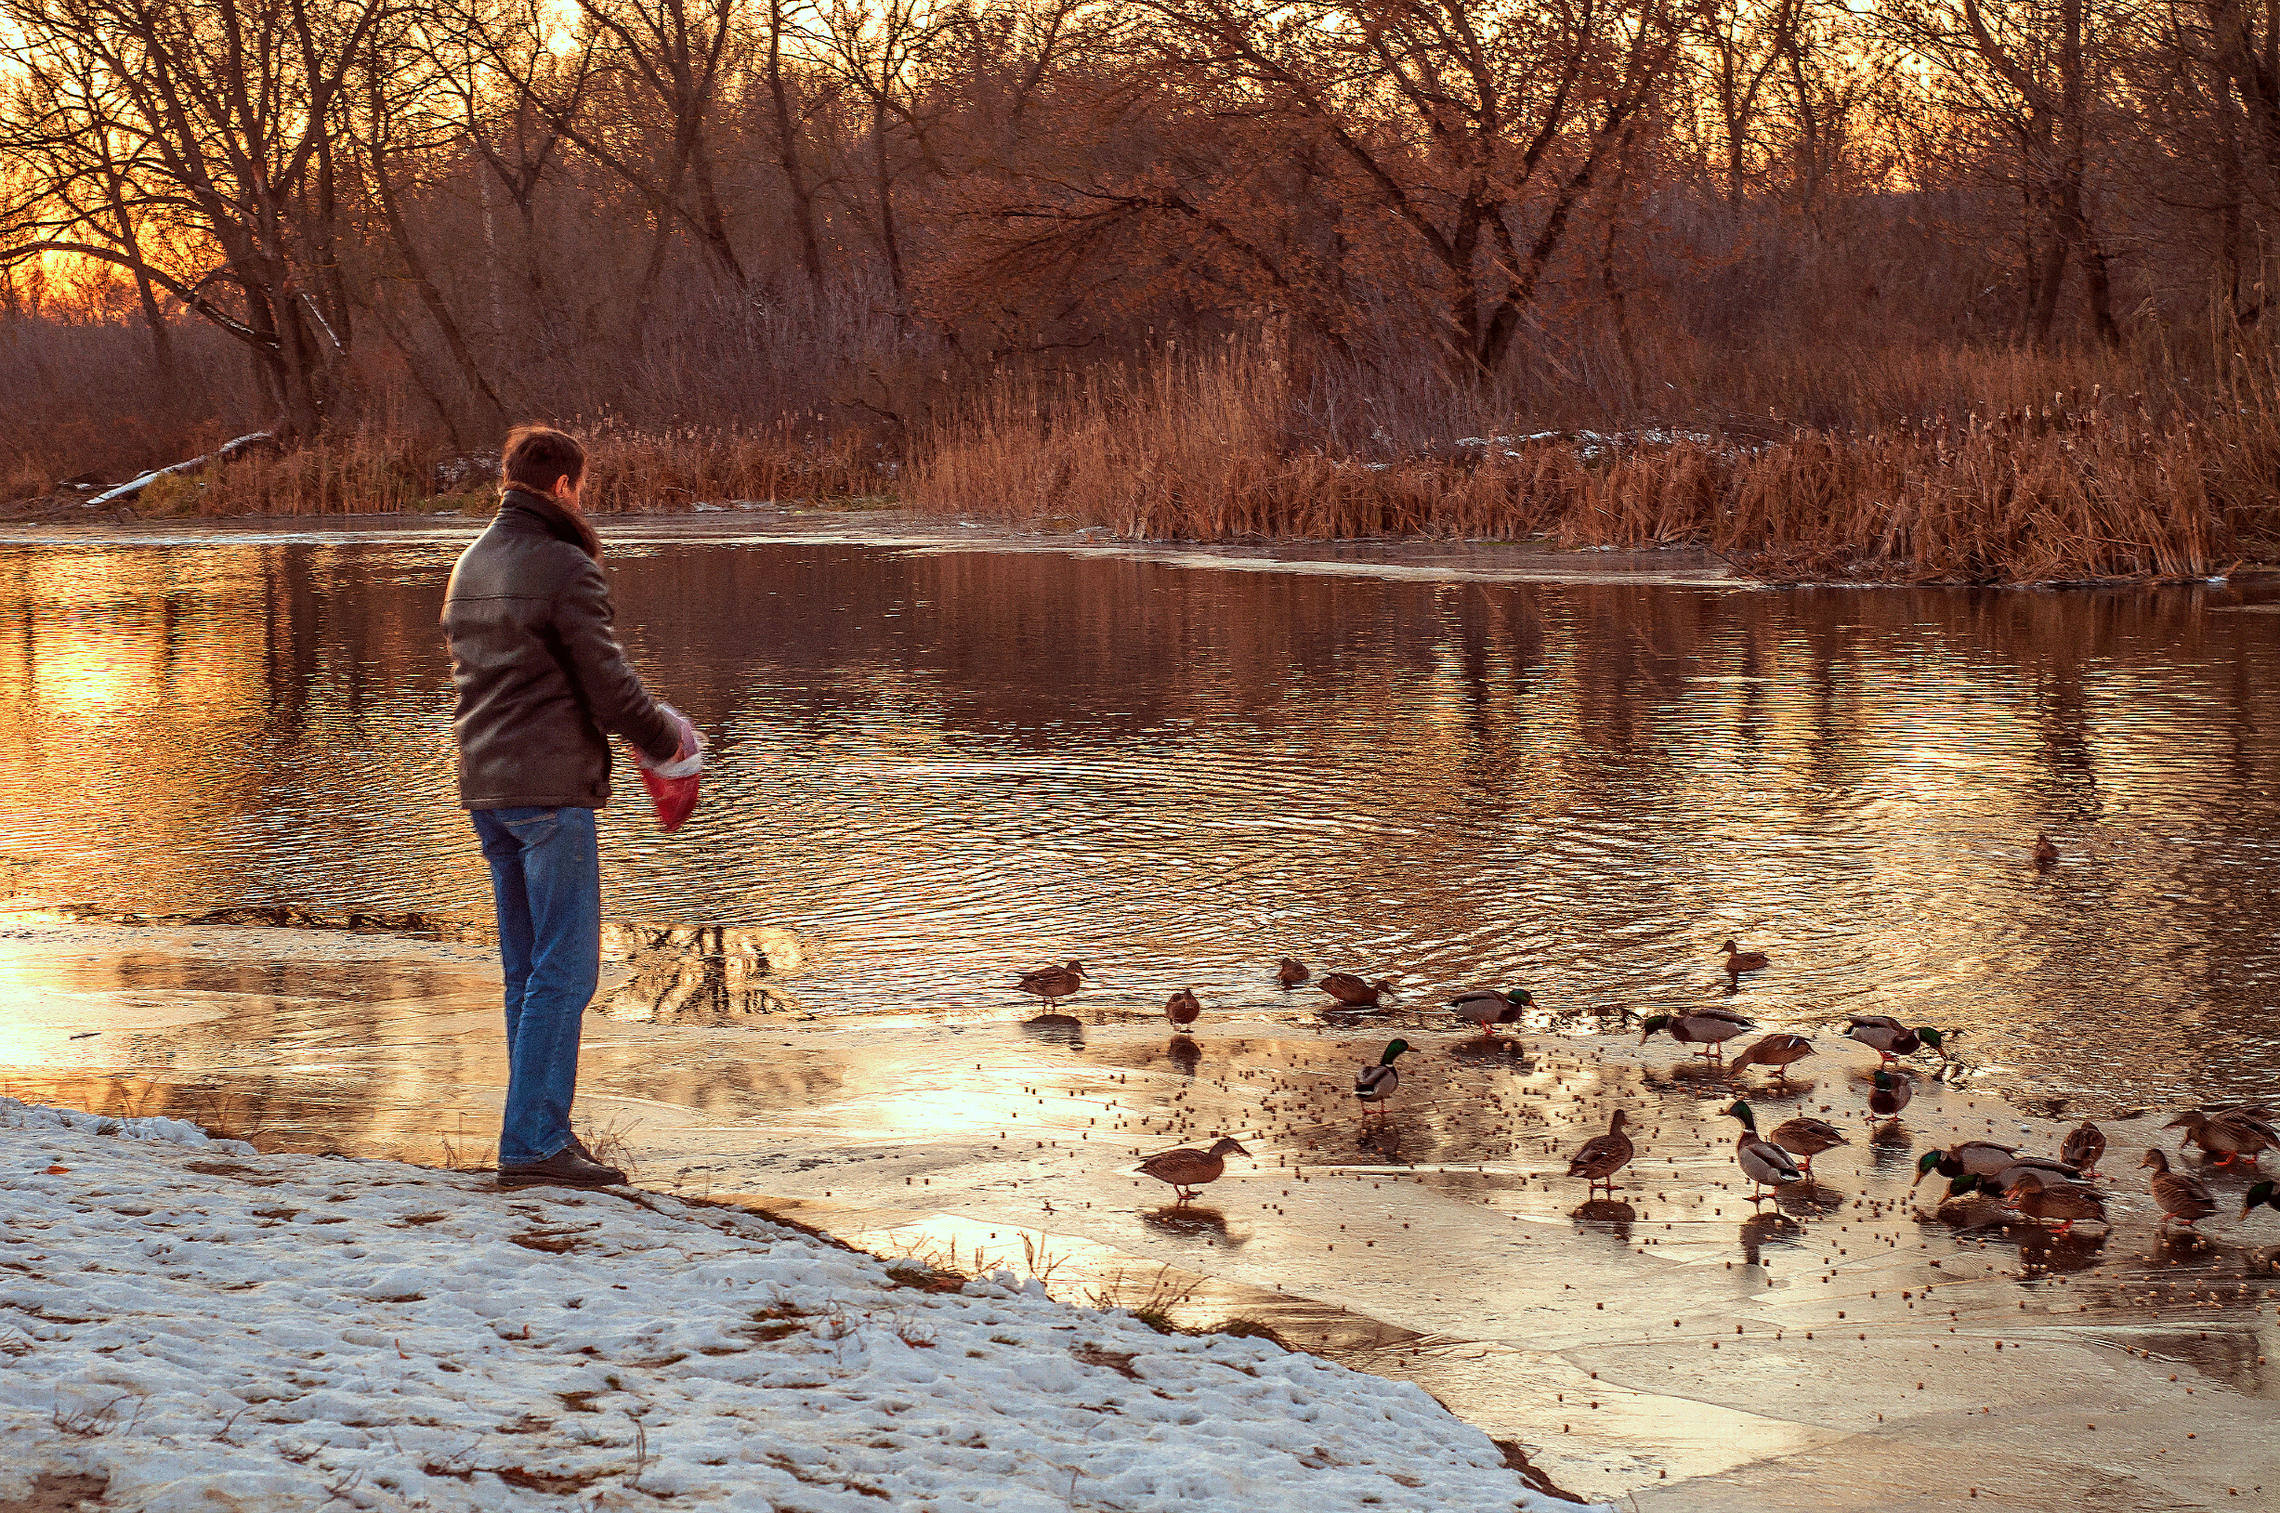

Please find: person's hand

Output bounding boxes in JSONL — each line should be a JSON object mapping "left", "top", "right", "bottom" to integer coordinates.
{"left": 671, "top": 713, "right": 699, "bottom": 764}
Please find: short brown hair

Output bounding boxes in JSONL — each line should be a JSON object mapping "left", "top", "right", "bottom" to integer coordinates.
{"left": 500, "top": 425, "right": 585, "bottom": 494}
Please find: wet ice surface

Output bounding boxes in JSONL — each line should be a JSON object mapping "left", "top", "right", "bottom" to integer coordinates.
{"left": 3, "top": 919, "right": 2274, "bottom": 1510}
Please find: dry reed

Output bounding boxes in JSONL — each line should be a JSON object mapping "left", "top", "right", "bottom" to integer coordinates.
{"left": 911, "top": 338, "right": 2280, "bottom": 582}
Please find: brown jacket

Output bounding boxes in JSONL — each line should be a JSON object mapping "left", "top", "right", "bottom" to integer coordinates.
{"left": 442, "top": 489, "right": 679, "bottom": 810}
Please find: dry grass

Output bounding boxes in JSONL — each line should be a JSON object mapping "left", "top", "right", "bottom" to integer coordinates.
{"left": 911, "top": 336, "right": 2280, "bottom": 582}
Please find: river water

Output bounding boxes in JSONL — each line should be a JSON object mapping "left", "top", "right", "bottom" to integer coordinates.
{"left": 0, "top": 518, "right": 2275, "bottom": 1107}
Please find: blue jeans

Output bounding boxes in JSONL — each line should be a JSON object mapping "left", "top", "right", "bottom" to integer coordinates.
{"left": 473, "top": 806, "right": 602, "bottom": 1167}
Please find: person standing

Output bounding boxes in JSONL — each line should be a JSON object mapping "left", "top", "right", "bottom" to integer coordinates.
{"left": 442, "top": 425, "right": 690, "bottom": 1188}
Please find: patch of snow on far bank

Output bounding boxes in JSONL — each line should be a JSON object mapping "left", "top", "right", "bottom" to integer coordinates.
{"left": 0, "top": 1106, "right": 1587, "bottom": 1512}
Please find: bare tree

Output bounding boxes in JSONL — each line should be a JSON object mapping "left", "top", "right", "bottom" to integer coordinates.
{"left": 0, "top": 0, "right": 395, "bottom": 436}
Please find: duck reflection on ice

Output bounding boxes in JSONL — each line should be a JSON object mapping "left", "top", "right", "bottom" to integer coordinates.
{"left": 1744, "top": 1076, "right": 1817, "bottom": 1106}
{"left": 1772, "top": 1183, "right": 1847, "bottom": 1219}
{"left": 1867, "top": 1122, "right": 1917, "bottom": 1165}
{"left": 1354, "top": 1122, "right": 1411, "bottom": 1162}
{"left": 1019, "top": 1013, "right": 1085, "bottom": 1049}
{"left": 2016, "top": 1228, "right": 2108, "bottom": 1275}
{"left": 1142, "top": 1205, "right": 1245, "bottom": 1246}
{"left": 1739, "top": 1211, "right": 1804, "bottom": 1264}
{"left": 1166, "top": 1036, "right": 1201, "bottom": 1077}
{"left": 1569, "top": 1199, "right": 1635, "bottom": 1241}
{"left": 1446, "top": 1038, "right": 1532, "bottom": 1069}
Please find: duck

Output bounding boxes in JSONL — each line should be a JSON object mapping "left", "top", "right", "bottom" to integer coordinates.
{"left": 1913, "top": 1140, "right": 2024, "bottom": 1190}
{"left": 1565, "top": 1110, "right": 1635, "bottom": 1198}
{"left": 1990, "top": 1155, "right": 2086, "bottom": 1191}
{"left": 2242, "top": 1181, "right": 2278, "bottom": 1222}
{"left": 1015, "top": 960, "right": 1086, "bottom": 1006}
{"left": 2059, "top": 1119, "right": 2106, "bottom": 1177}
{"left": 1319, "top": 972, "right": 1393, "bottom": 1008}
{"left": 2033, "top": 832, "right": 2060, "bottom": 869}
{"left": 1720, "top": 939, "right": 1771, "bottom": 976}
{"left": 1354, "top": 1039, "right": 1413, "bottom": 1120}
{"left": 1638, "top": 1007, "right": 1757, "bottom": 1065}
{"left": 1769, "top": 1116, "right": 1849, "bottom": 1177}
{"left": 1867, "top": 1068, "right": 1913, "bottom": 1123}
{"left": 1164, "top": 988, "right": 1201, "bottom": 1032}
{"left": 1729, "top": 1033, "right": 1815, "bottom": 1084}
{"left": 1277, "top": 957, "right": 1310, "bottom": 989}
{"left": 1722, "top": 1100, "right": 1803, "bottom": 1199}
{"left": 1136, "top": 1137, "right": 1250, "bottom": 1203}
{"left": 2141, "top": 1148, "right": 2218, "bottom": 1232}
{"left": 2002, "top": 1172, "right": 2107, "bottom": 1235}
{"left": 2165, "top": 1108, "right": 2279, "bottom": 1168}
{"left": 1842, "top": 1016, "right": 1948, "bottom": 1066}
{"left": 1450, "top": 987, "right": 1534, "bottom": 1037}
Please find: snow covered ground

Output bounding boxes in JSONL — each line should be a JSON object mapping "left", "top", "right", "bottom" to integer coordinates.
{"left": 0, "top": 1100, "right": 1577, "bottom": 1512}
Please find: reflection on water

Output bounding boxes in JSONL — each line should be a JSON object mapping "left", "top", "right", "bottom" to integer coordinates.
{"left": 1, "top": 530, "right": 2278, "bottom": 1105}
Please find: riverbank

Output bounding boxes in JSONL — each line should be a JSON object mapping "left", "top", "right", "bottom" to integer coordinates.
{"left": 4, "top": 914, "right": 2276, "bottom": 1510}
{"left": 0, "top": 1098, "right": 1574, "bottom": 1513}
{"left": 9, "top": 381, "right": 2275, "bottom": 584}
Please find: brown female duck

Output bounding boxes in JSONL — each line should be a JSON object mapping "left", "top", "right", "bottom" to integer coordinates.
{"left": 1016, "top": 961, "right": 1086, "bottom": 1006}
{"left": 1638, "top": 1007, "right": 1757, "bottom": 1065}
{"left": 1137, "top": 1137, "right": 1250, "bottom": 1203}
{"left": 2142, "top": 1148, "right": 2218, "bottom": 1231}
{"left": 1565, "top": 1110, "right": 1635, "bottom": 1198}
{"left": 1730, "top": 1033, "right": 1815, "bottom": 1084}
{"left": 1319, "top": 972, "right": 1393, "bottom": 1008}
{"left": 2059, "top": 1119, "right": 2106, "bottom": 1177}
{"left": 1770, "top": 1116, "right": 1849, "bottom": 1177}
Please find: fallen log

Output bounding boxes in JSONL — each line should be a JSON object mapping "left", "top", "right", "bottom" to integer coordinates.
{"left": 86, "top": 430, "right": 278, "bottom": 511}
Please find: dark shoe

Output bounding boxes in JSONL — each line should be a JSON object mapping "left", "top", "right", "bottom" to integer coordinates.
{"left": 498, "top": 1146, "right": 626, "bottom": 1189}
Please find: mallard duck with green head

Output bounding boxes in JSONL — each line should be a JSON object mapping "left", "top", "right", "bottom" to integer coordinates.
{"left": 1639, "top": 1007, "right": 1757, "bottom": 1065}
{"left": 2242, "top": 1181, "right": 2278, "bottom": 1223}
{"left": 1842, "top": 1016, "right": 1948, "bottom": 1066}
{"left": 1913, "top": 1140, "right": 2025, "bottom": 1189}
{"left": 1354, "top": 1039, "right": 1413, "bottom": 1120}
{"left": 1450, "top": 987, "right": 1534, "bottom": 1037}
{"left": 1867, "top": 1068, "right": 1914, "bottom": 1123}
{"left": 1722, "top": 1100, "right": 1803, "bottom": 1199}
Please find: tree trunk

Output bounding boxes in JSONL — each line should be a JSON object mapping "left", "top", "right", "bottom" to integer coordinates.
{"left": 767, "top": 0, "right": 826, "bottom": 291}
{"left": 873, "top": 96, "right": 908, "bottom": 325}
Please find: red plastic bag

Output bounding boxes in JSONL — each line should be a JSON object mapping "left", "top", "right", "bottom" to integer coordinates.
{"left": 639, "top": 764, "right": 701, "bottom": 833}
{"left": 635, "top": 706, "right": 703, "bottom": 833}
